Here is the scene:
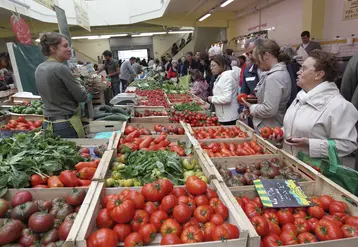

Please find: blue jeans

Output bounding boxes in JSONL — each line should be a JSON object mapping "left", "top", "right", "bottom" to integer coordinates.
{"left": 111, "top": 81, "right": 121, "bottom": 96}
{"left": 43, "top": 121, "right": 78, "bottom": 138}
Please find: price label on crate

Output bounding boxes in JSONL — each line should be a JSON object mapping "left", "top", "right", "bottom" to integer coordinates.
{"left": 254, "top": 179, "right": 312, "bottom": 208}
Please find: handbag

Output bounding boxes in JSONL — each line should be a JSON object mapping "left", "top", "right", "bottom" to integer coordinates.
{"left": 298, "top": 140, "right": 358, "bottom": 195}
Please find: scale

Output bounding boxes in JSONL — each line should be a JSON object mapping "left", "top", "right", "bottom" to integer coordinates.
{"left": 109, "top": 93, "right": 137, "bottom": 106}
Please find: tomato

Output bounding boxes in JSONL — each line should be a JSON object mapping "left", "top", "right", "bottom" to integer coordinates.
{"left": 319, "top": 195, "right": 334, "bottom": 211}
{"left": 48, "top": 176, "right": 64, "bottom": 188}
{"left": 341, "top": 224, "right": 358, "bottom": 238}
{"left": 29, "top": 212, "right": 55, "bottom": 233}
{"left": 113, "top": 224, "right": 132, "bottom": 242}
{"left": 315, "top": 218, "right": 344, "bottom": 241}
{"left": 268, "top": 221, "right": 281, "bottom": 235}
{"left": 263, "top": 212, "right": 279, "bottom": 225}
{"left": 346, "top": 216, "right": 358, "bottom": 226}
{"left": 111, "top": 199, "right": 135, "bottom": 224}
{"left": 124, "top": 126, "right": 136, "bottom": 135}
{"left": 10, "top": 201, "right": 38, "bottom": 222}
{"left": 178, "top": 196, "right": 196, "bottom": 214}
{"left": 212, "top": 225, "right": 230, "bottom": 241}
{"left": 293, "top": 210, "right": 306, "bottom": 219}
{"left": 123, "top": 232, "right": 143, "bottom": 247}
{"left": 12, "top": 191, "right": 33, "bottom": 207}
{"left": 279, "top": 231, "right": 298, "bottom": 245}
{"left": 307, "top": 217, "right": 319, "bottom": 233}
{"left": 272, "top": 127, "right": 283, "bottom": 138}
{"left": 30, "top": 174, "right": 48, "bottom": 186}
{"left": 102, "top": 194, "right": 117, "bottom": 208}
{"left": 139, "top": 137, "right": 154, "bottom": 149}
{"left": 96, "top": 208, "right": 114, "bottom": 229}
{"left": 294, "top": 218, "right": 310, "bottom": 234}
{"left": 172, "top": 187, "right": 187, "bottom": 197}
{"left": 180, "top": 226, "right": 203, "bottom": 243}
{"left": 59, "top": 170, "right": 80, "bottom": 187}
{"left": 160, "top": 233, "right": 182, "bottom": 245}
{"left": 0, "top": 199, "right": 9, "bottom": 218}
{"left": 282, "top": 223, "right": 298, "bottom": 235}
{"left": 205, "top": 187, "right": 218, "bottom": 200}
{"left": 262, "top": 233, "right": 283, "bottom": 247}
{"left": 210, "top": 214, "right": 224, "bottom": 225}
{"left": 295, "top": 232, "right": 317, "bottom": 244}
{"left": 201, "top": 222, "right": 216, "bottom": 241}
{"left": 194, "top": 205, "right": 214, "bottom": 223}
{"left": 0, "top": 219, "right": 25, "bottom": 245}
{"left": 160, "top": 219, "right": 182, "bottom": 237}
{"left": 19, "top": 228, "right": 39, "bottom": 247}
{"left": 329, "top": 201, "right": 348, "bottom": 214}
{"left": 66, "top": 188, "right": 86, "bottom": 206}
{"left": 126, "top": 191, "right": 145, "bottom": 210}
{"left": 277, "top": 209, "right": 294, "bottom": 226}
{"left": 308, "top": 206, "right": 324, "bottom": 219}
{"left": 173, "top": 204, "right": 192, "bottom": 224}
{"left": 253, "top": 197, "right": 263, "bottom": 208}
{"left": 139, "top": 223, "right": 157, "bottom": 244}
{"left": 322, "top": 215, "right": 343, "bottom": 227}
{"left": 222, "top": 223, "right": 240, "bottom": 239}
{"left": 251, "top": 216, "right": 269, "bottom": 237}
{"left": 185, "top": 176, "right": 207, "bottom": 195}
{"left": 58, "top": 219, "right": 74, "bottom": 240}
{"left": 244, "top": 202, "right": 262, "bottom": 218}
{"left": 144, "top": 202, "right": 157, "bottom": 216}
{"left": 194, "top": 195, "right": 208, "bottom": 206}
{"left": 150, "top": 210, "right": 168, "bottom": 231}
{"left": 161, "top": 195, "right": 177, "bottom": 214}
{"left": 39, "top": 228, "right": 58, "bottom": 245}
{"left": 260, "top": 126, "right": 273, "bottom": 139}
{"left": 215, "top": 203, "right": 229, "bottom": 220}
{"left": 209, "top": 198, "right": 223, "bottom": 210}
{"left": 237, "top": 93, "right": 247, "bottom": 103}
{"left": 130, "top": 209, "right": 149, "bottom": 232}
{"left": 142, "top": 179, "right": 173, "bottom": 202}
{"left": 332, "top": 212, "right": 349, "bottom": 224}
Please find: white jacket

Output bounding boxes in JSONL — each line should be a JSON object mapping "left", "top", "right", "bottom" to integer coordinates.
{"left": 283, "top": 81, "right": 358, "bottom": 158}
{"left": 212, "top": 70, "right": 240, "bottom": 122}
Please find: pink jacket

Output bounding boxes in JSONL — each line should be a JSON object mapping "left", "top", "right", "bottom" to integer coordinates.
{"left": 190, "top": 80, "right": 209, "bottom": 101}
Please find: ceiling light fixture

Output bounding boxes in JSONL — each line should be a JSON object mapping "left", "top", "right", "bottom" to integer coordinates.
{"left": 168, "top": 30, "right": 194, "bottom": 34}
{"left": 220, "top": 0, "right": 234, "bottom": 7}
{"left": 199, "top": 13, "right": 211, "bottom": 22}
{"left": 71, "top": 34, "right": 128, "bottom": 40}
{"left": 132, "top": 32, "right": 167, "bottom": 37}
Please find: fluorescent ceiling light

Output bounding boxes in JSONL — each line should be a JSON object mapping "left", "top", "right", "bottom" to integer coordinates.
{"left": 168, "top": 31, "right": 194, "bottom": 34}
{"left": 220, "top": 0, "right": 234, "bottom": 7}
{"left": 35, "top": 39, "right": 40, "bottom": 42}
{"left": 199, "top": 13, "right": 211, "bottom": 22}
{"left": 132, "top": 32, "right": 167, "bottom": 37}
{"left": 72, "top": 34, "right": 128, "bottom": 40}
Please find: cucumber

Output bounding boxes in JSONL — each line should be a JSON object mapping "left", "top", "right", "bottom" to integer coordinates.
{"left": 99, "top": 105, "right": 113, "bottom": 113}
{"left": 112, "top": 107, "right": 130, "bottom": 116}
{"left": 96, "top": 113, "right": 129, "bottom": 121}
{"left": 93, "top": 112, "right": 113, "bottom": 120}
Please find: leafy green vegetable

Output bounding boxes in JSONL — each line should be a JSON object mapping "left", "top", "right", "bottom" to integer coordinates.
{"left": 0, "top": 131, "right": 84, "bottom": 196}
{"left": 173, "top": 102, "right": 202, "bottom": 112}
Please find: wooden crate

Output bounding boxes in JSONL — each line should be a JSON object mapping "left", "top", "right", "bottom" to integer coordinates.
{"left": 75, "top": 180, "right": 250, "bottom": 247}
{"left": 131, "top": 106, "right": 169, "bottom": 123}
{"left": 220, "top": 174, "right": 358, "bottom": 247}
{"left": 7, "top": 112, "right": 43, "bottom": 120}
{"left": 84, "top": 121, "right": 124, "bottom": 134}
{"left": 4, "top": 183, "right": 99, "bottom": 247}
{"left": 122, "top": 121, "right": 187, "bottom": 135}
{"left": 205, "top": 150, "right": 316, "bottom": 190}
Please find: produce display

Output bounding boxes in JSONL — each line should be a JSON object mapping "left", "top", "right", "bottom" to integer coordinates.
{"left": 192, "top": 126, "right": 249, "bottom": 140}
{"left": 125, "top": 124, "right": 185, "bottom": 135}
{"left": 161, "top": 82, "right": 186, "bottom": 94}
{"left": 0, "top": 116, "right": 43, "bottom": 131}
{"left": 169, "top": 111, "right": 219, "bottom": 127}
{"left": 134, "top": 110, "right": 168, "bottom": 117}
{"left": 173, "top": 102, "right": 202, "bottom": 112}
{"left": 235, "top": 194, "right": 358, "bottom": 246}
{"left": 200, "top": 141, "right": 265, "bottom": 157}
{"left": 106, "top": 152, "right": 207, "bottom": 187}
{"left": 0, "top": 188, "right": 86, "bottom": 246}
{"left": 0, "top": 132, "right": 106, "bottom": 196}
{"left": 136, "top": 89, "right": 169, "bottom": 108}
{"left": 10, "top": 100, "right": 44, "bottom": 115}
{"left": 215, "top": 158, "right": 305, "bottom": 187}
{"left": 88, "top": 178, "right": 240, "bottom": 247}
{"left": 129, "top": 79, "right": 161, "bottom": 90}
{"left": 260, "top": 126, "right": 283, "bottom": 139}
{"left": 94, "top": 105, "right": 131, "bottom": 121}
{"left": 167, "top": 93, "right": 203, "bottom": 105}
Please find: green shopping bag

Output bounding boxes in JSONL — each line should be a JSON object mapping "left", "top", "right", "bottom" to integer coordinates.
{"left": 179, "top": 75, "right": 190, "bottom": 90}
{"left": 298, "top": 141, "right": 358, "bottom": 195}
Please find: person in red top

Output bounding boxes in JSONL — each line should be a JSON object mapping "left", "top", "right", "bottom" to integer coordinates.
{"left": 238, "top": 55, "right": 247, "bottom": 88}
{"left": 167, "top": 59, "right": 178, "bottom": 82}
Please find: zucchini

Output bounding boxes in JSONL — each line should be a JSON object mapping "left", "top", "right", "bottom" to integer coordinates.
{"left": 96, "top": 113, "right": 129, "bottom": 121}
{"left": 93, "top": 112, "right": 113, "bottom": 120}
{"left": 99, "top": 105, "right": 113, "bottom": 113}
{"left": 112, "top": 107, "right": 130, "bottom": 116}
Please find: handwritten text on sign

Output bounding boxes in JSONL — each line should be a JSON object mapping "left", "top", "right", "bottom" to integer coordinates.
{"left": 343, "top": 0, "right": 358, "bottom": 21}
{"left": 254, "top": 179, "right": 311, "bottom": 208}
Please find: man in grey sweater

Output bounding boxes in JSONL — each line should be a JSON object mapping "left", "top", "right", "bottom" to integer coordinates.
{"left": 119, "top": 57, "right": 136, "bottom": 92}
{"left": 296, "top": 31, "right": 321, "bottom": 54}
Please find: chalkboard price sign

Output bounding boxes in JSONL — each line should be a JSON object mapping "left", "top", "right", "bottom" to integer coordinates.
{"left": 254, "top": 179, "right": 312, "bottom": 208}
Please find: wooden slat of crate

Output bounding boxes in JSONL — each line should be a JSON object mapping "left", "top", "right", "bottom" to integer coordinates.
{"left": 7, "top": 112, "right": 43, "bottom": 120}
{"left": 92, "top": 150, "right": 115, "bottom": 180}
{"left": 66, "top": 138, "right": 108, "bottom": 147}
{"left": 85, "top": 121, "right": 124, "bottom": 134}
{"left": 76, "top": 179, "right": 249, "bottom": 247}
{"left": 106, "top": 132, "right": 117, "bottom": 151}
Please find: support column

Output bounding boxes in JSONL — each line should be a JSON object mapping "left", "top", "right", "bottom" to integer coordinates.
{"left": 227, "top": 20, "right": 238, "bottom": 49}
{"left": 302, "top": 0, "right": 326, "bottom": 40}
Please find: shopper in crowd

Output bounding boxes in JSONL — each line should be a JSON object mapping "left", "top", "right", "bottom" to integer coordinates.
{"left": 171, "top": 43, "right": 179, "bottom": 56}
{"left": 0, "top": 70, "right": 11, "bottom": 91}
{"left": 179, "top": 39, "right": 186, "bottom": 49}
{"left": 182, "top": 52, "right": 203, "bottom": 75}
{"left": 148, "top": 57, "right": 154, "bottom": 68}
{"left": 244, "top": 39, "right": 291, "bottom": 132}
{"left": 208, "top": 55, "right": 239, "bottom": 125}
{"left": 186, "top": 33, "right": 192, "bottom": 44}
{"left": 164, "top": 55, "right": 172, "bottom": 71}
{"left": 238, "top": 55, "right": 247, "bottom": 87}
{"left": 141, "top": 59, "right": 148, "bottom": 67}
{"left": 167, "top": 59, "right": 178, "bottom": 81}
{"left": 280, "top": 50, "right": 358, "bottom": 158}
{"left": 93, "top": 64, "right": 99, "bottom": 71}
{"left": 119, "top": 57, "right": 136, "bottom": 92}
{"left": 132, "top": 57, "right": 143, "bottom": 75}
{"left": 225, "top": 48, "right": 240, "bottom": 65}
{"left": 296, "top": 31, "right": 321, "bottom": 64}
{"left": 1, "top": 68, "right": 14, "bottom": 85}
{"left": 180, "top": 56, "right": 186, "bottom": 75}
{"left": 35, "top": 32, "right": 88, "bottom": 138}
{"left": 97, "top": 50, "right": 121, "bottom": 96}
{"left": 231, "top": 60, "right": 241, "bottom": 91}
{"left": 190, "top": 69, "right": 209, "bottom": 101}
{"left": 153, "top": 59, "right": 161, "bottom": 71}
{"left": 195, "top": 51, "right": 201, "bottom": 61}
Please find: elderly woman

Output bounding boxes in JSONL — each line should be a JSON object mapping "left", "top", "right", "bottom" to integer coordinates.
{"left": 244, "top": 39, "right": 291, "bottom": 132}
{"left": 282, "top": 50, "right": 358, "bottom": 158}
{"left": 167, "top": 59, "right": 178, "bottom": 82}
{"left": 208, "top": 55, "right": 239, "bottom": 125}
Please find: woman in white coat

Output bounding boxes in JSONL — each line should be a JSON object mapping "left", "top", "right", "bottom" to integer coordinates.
{"left": 208, "top": 55, "right": 239, "bottom": 125}
{"left": 283, "top": 50, "right": 358, "bottom": 158}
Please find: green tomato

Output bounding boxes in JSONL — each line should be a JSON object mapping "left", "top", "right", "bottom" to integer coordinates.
{"left": 122, "top": 179, "right": 134, "bottom": 187}
{"left": 198, "top": 175, "right": 209, "bottom": 184}
{"left": 194, "top": 164, "right": 201, "bottom": 170}
{"left": 134, "top": 181, "right": 142, "bottom": 187}
{"left": 111, "top": 171, "right": 122, "bottom": 180}
{"left": 112, "top": 162, "right": 125, "bottom": 171}
{"left": 105, "top": 178, "right": 115, "bottom": 187}
{"left": 183, "top": 170, "right": 195, "bottom": 178}
{"left": 182, "top": 159, "right": 195, "bottom": 170}
{"left": 195, "top": 171, "right": 205, "bottom": 177}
